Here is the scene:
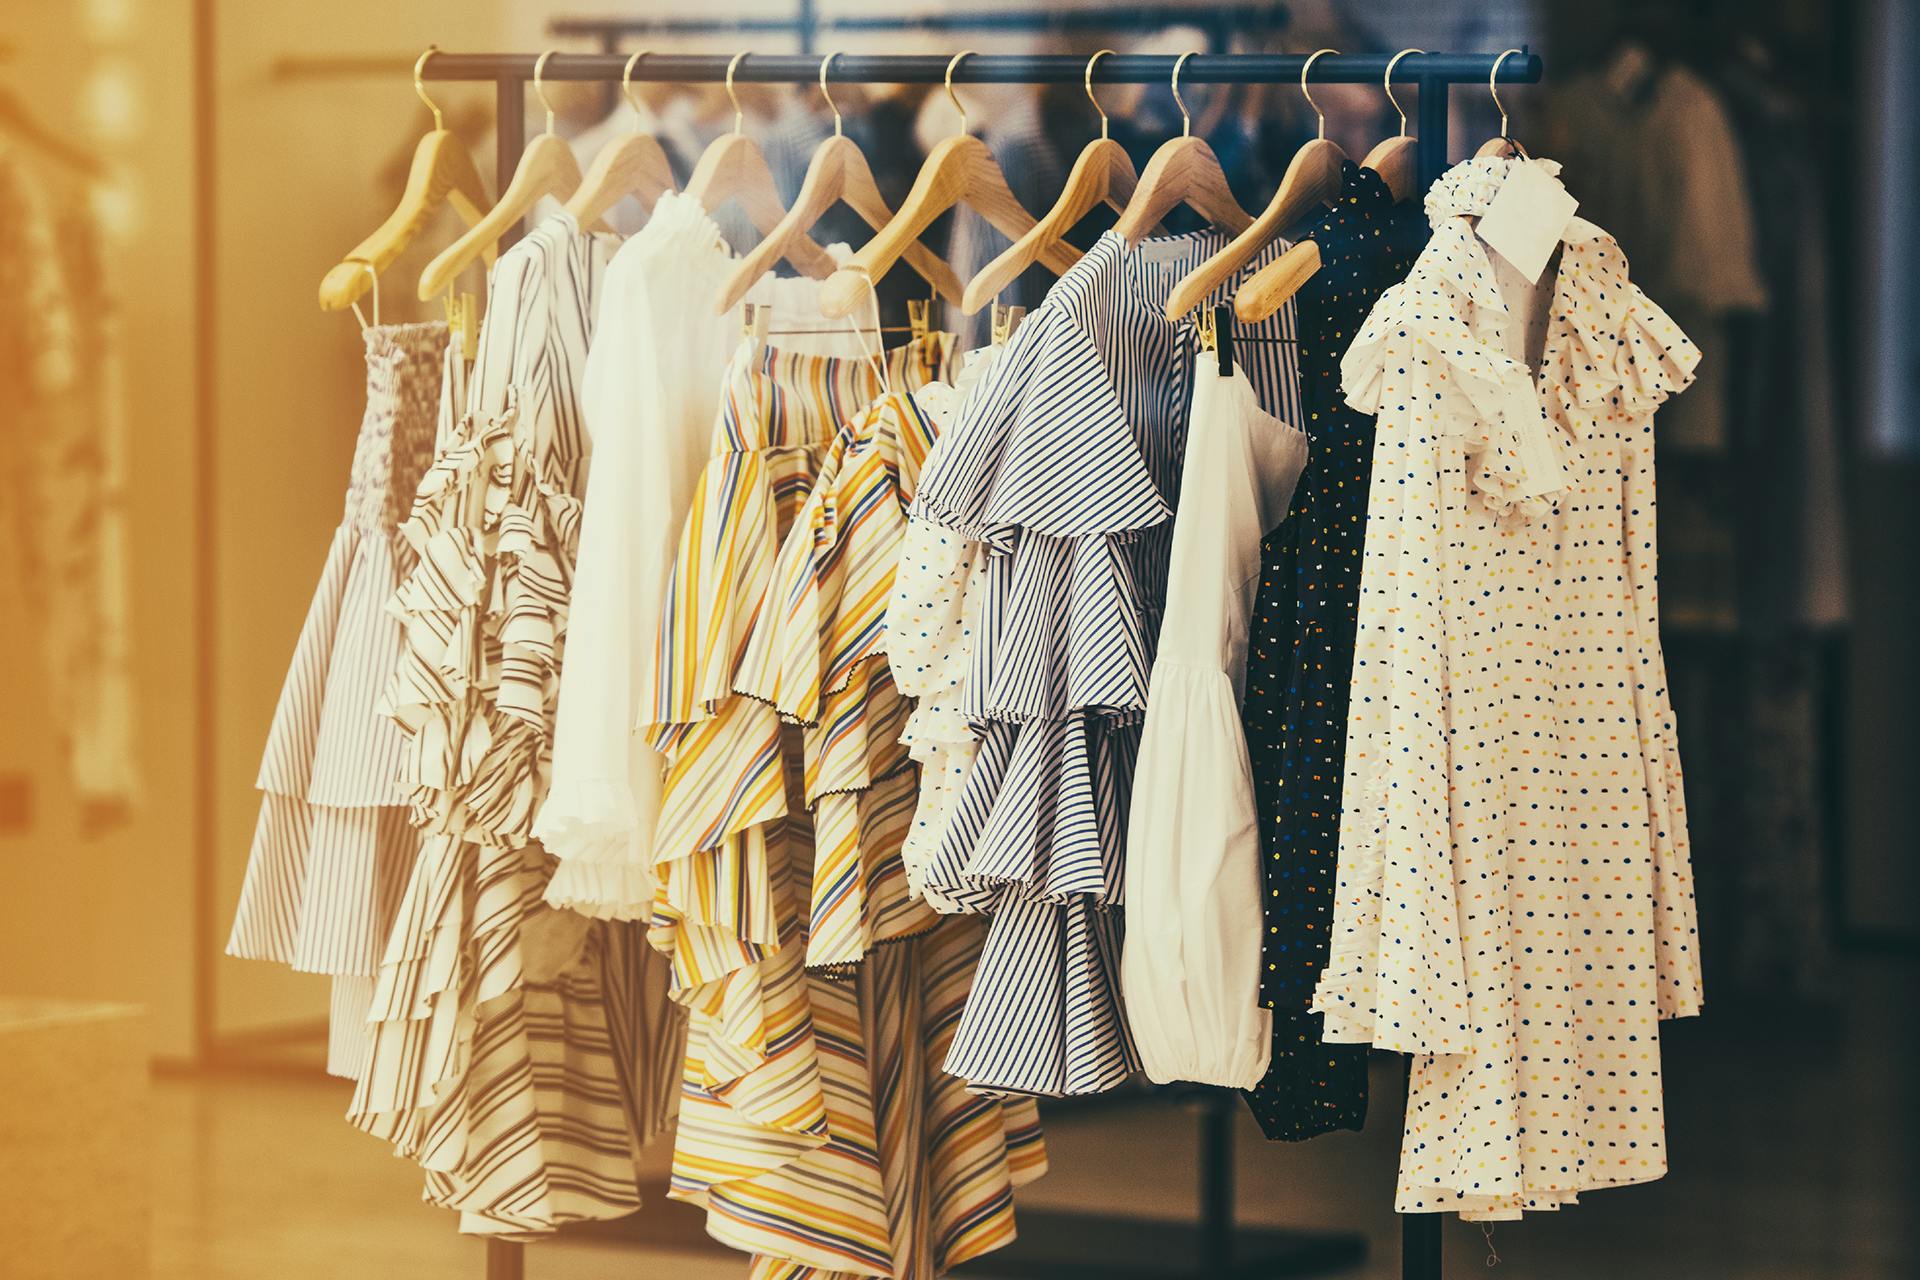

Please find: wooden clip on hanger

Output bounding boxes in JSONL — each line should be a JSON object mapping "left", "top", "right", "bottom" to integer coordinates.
{"left": 1110, "top": 52, "right": 1253, "bottom": 250}
{"left": 1166, "top": 48, "right": 1342, "bottom": 321}
{"left": 718, "top": 52, "right": 960, "bottom": 315}
{"left": 686, "top": 51, "right": 837, "bottom": 281}
{"left": 1360, "top": 48, "right": 1423, "bottom": 202}
{"left": 961, "top": 49, "right": 1141, "bottom": 315}
{"left": 418, "top": 50, "right": 598, "bottom": 301}
{"left": 566, "top": 49, "right": 676, "bottom": 229}
{"left": 1475, "top": 49, "right": 1532, "bottom": 159}
{"left": 819, "top": 51, "right": 1076, "bottom": 320}
{"left": 317, "top": 47, "right": 492, "bottom": 312}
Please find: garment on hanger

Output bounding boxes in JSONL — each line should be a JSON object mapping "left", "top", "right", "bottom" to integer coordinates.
{"left": 1239, "top": 160, "right": 1428, "bottom": 1141}
{"left": 227, "top": 320, "right": 445, "bottom": 1081}
{"left": 349, "top": 211, "right": 680, "bottom": 1237}
{"left": 885, "top": 347, "right": 1001, "bottom": 910}
{"left": 644, "top": 317, "right": 1047, "bottom": 1276}
{"left": 537, "top": 191, "right": 777, "bottom": 920}
{"left": 910, "top": 227, "right": 1304, "bottom": 1097}
{"left": 732, "top": 376, "right": 954, "bottom": 968}
{"left": 0, "top": 146, "right": 139, "bottom": 818}
{"left": 1313, "top": 156, "right": 1704, "bottom": 1219}
{"left": 1120, "top": 360, "right": 1307, "bottom": 1090}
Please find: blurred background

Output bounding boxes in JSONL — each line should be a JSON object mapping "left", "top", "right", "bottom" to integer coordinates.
{"left": 0, "top": 0, "right": 1914, "bottom": 1277}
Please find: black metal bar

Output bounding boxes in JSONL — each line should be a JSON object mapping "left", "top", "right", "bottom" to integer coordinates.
{"left": 549, "top": 6, "right": 1291, "bottom": 41}
{"left": 1403, "top": 1211, "right": 1442, "bottom": 1280}
{"left": 494, "top": 74, "right": 525, "bottom": 251}
{"left": 485, "top": 1238, "right": 525, "bottom": 1280}
{"left": 1197, "top": 1092, "right": 1236, "bottom": 1275}
{"left": 1414, "top": 69, "right": 1451, "bottom": 196}
{"left": 421, "top": 50, "right": 1541, "bottom": 87}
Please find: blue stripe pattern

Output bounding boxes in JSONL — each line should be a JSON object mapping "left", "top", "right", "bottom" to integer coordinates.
{"left": 908, "top": 229, "right": 1302, "bottom": 1095}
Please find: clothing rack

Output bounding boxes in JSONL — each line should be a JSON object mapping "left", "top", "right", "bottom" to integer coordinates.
{"left": 550, "top": 5, "right": 1292, "bottom": 58}
{"left": 412, "top": 46, "right": 1542, "bottom": 1280}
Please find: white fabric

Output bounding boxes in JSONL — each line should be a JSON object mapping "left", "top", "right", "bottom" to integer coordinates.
{"left": 1120, "top": 364, "right": 1307, "bottom": 1089}
{"left": 536, "top": 193, "right": 869, "bottom": 918}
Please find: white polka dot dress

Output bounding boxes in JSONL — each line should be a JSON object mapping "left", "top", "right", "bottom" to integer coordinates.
{"left": 1313, "top": 157, "right": 1706, "bottom": 1220}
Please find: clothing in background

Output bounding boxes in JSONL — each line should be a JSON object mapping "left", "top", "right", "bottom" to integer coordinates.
{"left": 0, "top": 146, "right": 140, "bottom": 820}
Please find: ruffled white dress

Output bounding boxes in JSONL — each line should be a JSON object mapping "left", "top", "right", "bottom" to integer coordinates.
{"left": 1313, "top": 156, "right": 1705, "bottom": 1219}
{"left": 1120, "top": 363, "right": 1307, "bottom": 1089}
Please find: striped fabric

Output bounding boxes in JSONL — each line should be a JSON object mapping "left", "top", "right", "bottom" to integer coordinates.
{"left": 348, "top": 213, "right": 683, "bottom": 1237}
{"left": 734, "top": 386, "right": 949, "bottom": 968}
{"left": 909, "top": 228, "right": 1304, "bottom": 1096}
{"left": 644, "top": 332, "right": 1046, "bottom": 1276}
{"left": 226, "top": 321, "right": 446, "bottom": 1080}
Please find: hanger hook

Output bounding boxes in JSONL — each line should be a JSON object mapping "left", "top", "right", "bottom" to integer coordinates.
{"left": 621, "top": 50, "right": 651, "bottom": 131}
{"left": 1171, "top": 51, "right": 1199, "bottom": 138}
{"left": 1490, "top": 48, "right": 1522, "bottom": 141}
{"left": 945, "top": 51, "right": 975, "bottom": 135}
{"left": 725, "top": 51, "right": 748, "bottom": 134}
{"left": 1301, "top": 48, "right": 1337, "bottom": 142}
{"left": 820, "top": 52, "right": 843, "bottom": 137}
{"left": 1085, "top": 49, "right": 1116, "bottom": 141}
{"left": 1384, "top": 48, "right": 1422, "bottom": 138}
{"left": 413, "top": 45, "right": 444, "bottom": 132}
{"left": 532, "top": 49, "right": 560, "bottom": 135}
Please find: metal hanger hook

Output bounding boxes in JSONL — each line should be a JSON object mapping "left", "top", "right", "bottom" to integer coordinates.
{"left": 532, "top": 49, "right": 560, "bottom": 135}
{"left": 1384, "top": 48, "right": 1422, "bottom": 137}
{"left": 726, "top": 51, "right": 748, "bottom": 134}
{"left": 1301, "top": 48, "right": 1337, "bottom": 141}
{"left": 1490, "top": 48, "right": 1523, "bottom": 140}
{"left": 622, "top": 50, "right": 651, "bottom": 131}
{"left": 945, "top": 51, "right": 976, "bottom": 135}
{"left": 820, "top": 52, "right": 844, "bottom": 136}
{"left": 1085, "top": 49, "right": 1116, "bottom": 141}
{"left": 413, "top": 45, "right": 444, "bottom": 132}
{"left": 1171, "top": 51, "right": 1198, "bottom": 138}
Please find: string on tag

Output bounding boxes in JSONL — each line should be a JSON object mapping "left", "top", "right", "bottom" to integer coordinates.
{"left": 1480, "top": 1222, "right": 1501, "bottom": 1268}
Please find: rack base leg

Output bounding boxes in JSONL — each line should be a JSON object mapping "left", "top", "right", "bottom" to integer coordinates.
{"left": 485, "top": 1238, "right": 525, "bottom": 1280}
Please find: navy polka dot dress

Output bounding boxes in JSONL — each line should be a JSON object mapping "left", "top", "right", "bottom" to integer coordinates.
{"left": 1238, "top": 162, "right": 1428, "bottom": 1141}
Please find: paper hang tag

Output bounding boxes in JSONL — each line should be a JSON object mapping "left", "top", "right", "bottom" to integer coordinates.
{"left": 1475, "top": 161, "right": 1578, "bottom": 285}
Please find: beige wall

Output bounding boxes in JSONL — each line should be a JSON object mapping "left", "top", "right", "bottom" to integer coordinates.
{"left": 0, "top": 0, "right": 200, "bottom": 1059}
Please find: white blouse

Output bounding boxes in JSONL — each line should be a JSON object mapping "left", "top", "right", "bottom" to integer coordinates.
{"left": 1120, "top": 363, "right": 1307, "bottom": 1089}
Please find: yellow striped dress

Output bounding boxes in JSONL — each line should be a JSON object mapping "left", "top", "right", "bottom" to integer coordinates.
{"left": 647, "top": 337, "right": 1048, "bottom": 1275}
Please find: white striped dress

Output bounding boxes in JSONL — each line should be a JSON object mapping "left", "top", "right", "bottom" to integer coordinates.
{"left": 348, "top": 213, "right": 682, "bottom": 1236}
{"left": 227, "top": 320, "right": 447, "bottom": 1080}
{"left": 909, "top": 229, "right": 1304, "bottom": 1096}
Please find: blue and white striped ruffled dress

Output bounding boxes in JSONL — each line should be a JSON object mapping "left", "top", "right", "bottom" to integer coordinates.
{"left": 909, "top": 229, "right": 1303, "bottom": 1095}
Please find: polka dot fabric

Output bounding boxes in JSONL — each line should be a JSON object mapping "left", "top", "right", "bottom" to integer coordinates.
{"left": 1239, "top": 162, "right": 1430, "bottom": 1142}
{"left": 1313, "top": 156, "right": 1706, "bottom": 1220}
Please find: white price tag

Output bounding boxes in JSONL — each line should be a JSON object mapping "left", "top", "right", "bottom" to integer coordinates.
{"left": 1475, "top": 162, "right": 1578, "bottom": 285}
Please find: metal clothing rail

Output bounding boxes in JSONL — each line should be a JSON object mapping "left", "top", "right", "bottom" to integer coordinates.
{"left": 419, "top": 50, "right": 1541, "bottom": 248}
{"left": 550, "top": 4, "right": 1293, "bottom": 57}
{"left": 415, "top": 46, "right": 1544, "bottom": 1280}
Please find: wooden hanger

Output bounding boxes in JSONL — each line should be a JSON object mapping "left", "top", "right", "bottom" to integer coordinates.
{"left": 818, "top": 51, "right": 1075, "bottom": 320}
{"left": 1474, "top": 49, "right": 1532, "bottom": 159}
{"left": 1165, "top": 48, "right": 1346, "bottom": 320}
{"left": 564, "top": 49, "right": 676, "bottom": 229}
{"left": 961, "top": 50, "right": 1141, "bottom": 315}
{"left": 417, "top": 50, "right": 593, "bottom": 302}
{"left": 718, "top": 52, "right": 959, "bottom": 315}
{"left": 685, "top": 51, "right": 838, "bottom": 282}
{"left": 1110, "top": 51, "right": 1254, "bottom": 250}
{"left": 1360, "top": 48, "right": 1423, "bottom": 202}
{"left": 318, "top": 48, "right": 492, "bottom": 312}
